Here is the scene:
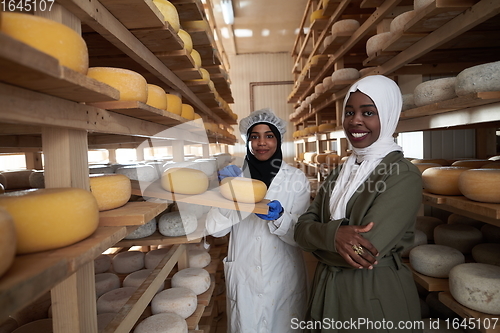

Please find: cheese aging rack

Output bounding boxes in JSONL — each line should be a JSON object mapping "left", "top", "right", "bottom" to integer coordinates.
{"left": 0, "top": 0, "right": 235, "bottom": 332}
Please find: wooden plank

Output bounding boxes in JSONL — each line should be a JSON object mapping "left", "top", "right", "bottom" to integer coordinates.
{"left": 410, "top": 265, "right": 449, "bottom": 292}
{"left": 99, "top": 0, "right": 165, "bottom": 29}
{"left": 422, "top": 191, "right": 447, "bottom": 205}
{"left": 170, "top": 0, "right": 205, "bottom": 22}
{"left": 197, "top": 275, "right": 216, "bottom": 307}
{"left": 99, "top": 201, "right": 169, "bottom": 226}
{"left": 185, "top": 81, "right": 212, "bottom": 94}
{"left": 320, "top": 32, "right": 352, "bottom": 54}
{"left": 156, "top": 49, "right": 196, "bottom": 70}
{"left": 186, "top": 305, "right": 206, "bottom": 330}
{"left": 174, "top": 68, "right": 203, "bottom": 81}
{"left": 444, "top": 196, "right": 500, "bottom": 220}
{"left": 131, "top": 23, "right": 184, "bottom": 53}
{"left": 130, "top": 180, "right": 270, "bottom": 214}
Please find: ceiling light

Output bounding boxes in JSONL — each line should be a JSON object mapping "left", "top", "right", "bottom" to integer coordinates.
{"left": 220, "top": 0, "right": 234, "bottom": 25}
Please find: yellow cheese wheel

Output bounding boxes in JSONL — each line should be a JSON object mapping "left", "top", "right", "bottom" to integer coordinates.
{"left": 310, "top": 9, "right": 327, "bottom": 23}
{"left": 482, "top": 163, "right": 500, "bottom": 169}
{"left": 178, "top": 29, "right": 193, "bottom": 53}
{"left": 422, "top": 166, "right": 470, "bottom": 195}
{"left": 219, "top": 177, "right": 267, "bottom": 203}
{"left": 181, "top": 104, "right": 195, "bottom": 120}
{"left": 318, "top": 123, "right": 336, "bottom": 133}
{"left": 314, "top": 153, "right": 329, "bottom": 164}
{"left": 413, "top": 163, "right": 441, "bottom": 174}
{"left": 190, "top": 49, "right": 202, "bottom": 68}
{"left": 146, "top": 84, "right": 168, "bottom": 110}
{"left": 0, "top": 188, "right": 99, "bottom": 254}
{"left": 411, "top": 158, "right": 449, "bottom": 166}
{"left": 89, "top": 174, "right": 131, "bottom": 211}
{"left": 182, "top": 20, "right": 209, "bottom": 31}
{"left": 0, "top": 208, "right": 16, "bottom": 278}
{"left": 87, "top": 67, "right": 148, "bottom": 102}
{"left": 458, "top": 169, "right": 500, "bottom": 203}
{"left": 161, "top": 168, "right": 209, "bottom": 195}
{"left": 452, "top": 159, "right": 492, "bottom": 168}
{"left": 0, "top": 12, "right": 89, "bottom": 74}
{"left": 166, "top": 94, "right": 182, "bottom": 115}
{"left": 152, "top": 0, "right": 180, "bottom": 32}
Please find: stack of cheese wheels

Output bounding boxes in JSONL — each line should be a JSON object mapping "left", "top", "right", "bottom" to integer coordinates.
{"left": 0, "top": 188, "right": 99, "bottom": 254}
{"left": 458, "top": 169, "right": 500, "bottom": 203}
{"left": 413, "top": 77, "right": 457, "bottom": 107}
{"left": 134, "top": 312, "right": 188, "bottom": 333}
{"left": 330, "top": 68, "right": 360, "bottom": 83}
{"left": 331, "top": 19, "right": 359, "bottom": 35}
{"left": 123, "top": 269, "right": 164, "bottom": 292}
{"left": 177, "top": 29, "right": 193, "bottom": 53}
{"left": 0, "top": 170, "right": 34, "bottom": 190}
{"left": 0, "top": 12, "right": 89, "bottom": 74}
{"left": 97, "top": 287, "right": 136, "bottom": 314}
{"left": 452, "top": 159, "right": 491, "bottom": 168}
{"left": 415, "top": 216, "right": 444, "bottom": 241}
{"left": 124, "top": 218, "right": 157, "bottom": 240}
{"left": 89, "top": 174, "right": 131, "bottom": 211}
{"left": 449, "top": 263, "right": 500, "bottom": 315}
{"left": 171, "top": 267, "right": 210, "bottom": 295}
{"left": 390, "top": 10, "right": 416, "bottom": 33}
{"left": 434, "top": 224, "right": 483, "bottom": 254}
{"left": 146, "top": 84, "right": 168, "bottom": 110}
{"left": 455, "top": 61, "right": 500, "bottom": 96}
{"left": 87, "top": 67, "right": 148, "bottom": 102}
{"left": 94, "top": 254, "right": 112, "bottom": 273}
{"left": 366, "top": 32, "right": 392, "bottom": 57}
{"left": 166, "top": 94, "right": 183, "bottom": 115}
{"left": 422, "top": 166, "right": 470, "bottom": 195}
{"left": 158, "top": 211, "right": 198, "bottom": 237}
{"left": 112, "top": 251, "right": 145, "bottom": 274}
{"left": 180, "top": 104, "right": 195, "bottom": 120}
{"left": 401, "top": 229, "right": 427, "bottom": 257}
{"left": 161, "top": 167, "right": 209, "bottom": 194}
{"left": 151, "top": 287, "right": 197, "bottom": 318}
{"left": 95, "top": 272, "right": 121, "bottom": 298}
{"left": 116, "top": 164, "right": 159, "bottom": 182}
{"left": 152, "top": 0, "right": 180, "bottom": 32}
{"left": 145, "top": 248, "right": 172, "bottom": 269}
{"left": 219, "top": 177, "right": 267, "bottom": 204}
{"left": 188, "top": 249, "right": 211, "bottom": 268}
{"left": 472, "top": 243, "right": 500, "bottom": 266}
{"left": 0, "top": 208, "right": 16, "bottom": 278}
{"left": 409, "top": 244, "right": 464, "bottom": 278}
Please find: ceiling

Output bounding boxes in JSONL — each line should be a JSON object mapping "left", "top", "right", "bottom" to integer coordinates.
{"left": 208, "top": 0, "right": 309, "bottom": 55}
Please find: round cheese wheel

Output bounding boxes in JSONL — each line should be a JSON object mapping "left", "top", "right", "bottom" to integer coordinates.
{"left": 331, "top": 19, "right": 359, "bottom": 35}
{"left": 449, "top": 263, "right": 500, "bottom": 315}
{"left": 188, "top": 249, "right": 211, "bottom": 268}
{"left": 314, "top": 83, "right": 325, "bottom": 94}
{"left": 414, "top": 0, "right": 433, "bottom": 11}
{"left": 97, "top": 313, "right": 115, "bottom": 331}
{"left": 116, "top": 165, "right": 159, "bottom": 182}
{"left": 318, "top": 123, "right": 336, "bottom": 133}
{"left": 145, "top": 248, "right": 172, "bottom": 269}
{"left": 414, "top": 77, "right": 457, "bottom": 107}
{"left": 146, "top": 84, "right": 168, "bottom": 110}
{"left": 123, "top": 269, "right": 164, "bottom": 292}
{"left": 402, "top": 93, "right": 416, "bottom": 111}
{"left": 180, "top": 104, "right": 195, "bottom": 120}
{"left": 161, "top": 167, "right": 209, "bottom": 195}
{"left": 481, "top": 224, "right": 500, "bottom": 243}
{"left": 452, "top": 159, "right": 491, "bottom": 168}
{"left": 0, "top": 170, "right": 34, "bottom": 190}
{"left": 401, "top": 229, "right": 427, "bottom": 257}
{"left": 1, "top": 12, "right": 88, "bottom": 74}
{"left": 166, "top": 94, "right": 183, "bottom": 115}
{"left": 359, "top": 67, "right": 376, "bottom": 77}
{"left": 124, "top": 218, "right": 157, "bottom": 240}
{"left": 411, "top": 158, "right": 449, "bottom": 166}
{"left": 152, "top": 0, "right": 180, "bottom": 32}
{"left": 447, "top": 214, "right": 484, "bottom": 230}
{"left": 458, "top": 169, "right": 500, "bottom": 203}
{"left": 310, "top": 10, "right": 327, "bottom": 23}
{"left": 182, "top": 20, "right": 209, "bottom": 30}
{"left": 151, "top": 287, "right": 197, "bottom": 318}
{"left": 303, "top": 152, "right": 317, "bottom": 163}
{"left": 314, "top": 153, "right": 329, "bottom": 164}
{"left": 171, "top": 268, "right": 210, "bottom": 295}
{"left": 29, "top": 170, "right": 45, "bottom": 188}
{"left": 413, "top": 163, "right": 441, "bottom": 174}
{"left": 133, "top": 312, "right": 187, "bottom": 333}
{"left": 97, "top": 287, "right": 136, "bottom": 314}
{"left": 89, "top": 164, "right": 114, "bottom": 174}
{"left": 455, "top": 61, "right": 500, "bottom": 96}
{"left": 422, "top": 166, "right": 470, "bottom": 195}
{"left": 94, "top": 254, "right": 112, "bottom": 274}
{"left": 331, "top": 68, "right": 359, "bottom": 82}
{"left": 12, "top": 318, "right": 52, "bottom": 333}
{"left": 87, "top": 67, "right": 148, "bottom": 102}
{"left": 326, "top": 154, "right": 340, "bottom": 166}
{"left": 0, "top": 208, "right": 16, "bottom": 278}
{"left": 219, "top": 177, "right": 267, "bottom": 204}
{"left": 112, "top": 251, "right": 145, "bottom": 274}
{"left": 89, "top": 174, "right": 131, "bottom": 211}
{"left": 0, "top": 317, "right": 19, "bottom": 333}
{"left": 472, "top": 243, "right": 500, "bottom": 266}
{"left": 434, "top": 224, "right": 483, "bottom": 254}
{"left": 415, "top": 216, "right": 444, "bottom": 241}
{"left": 158, "top": 211, "right": 198, "bottom": 237}
{"left": 0, "top": 188, "right": 99, "bottom": 254}
{"left": 177, "top": 29, "right": 193, "bottom": 53}
{"left": 366, "top": 32, "right": 392, "bottom": 57}
{"left": 410, "top": 244, "right": 464, "bottom": 278}
{"left": 390, "top": 10, "right": 416, "bottom": 33}
{"left": 322, "top": 75, "right": 333, "bottom": 90}
{"left": 190, "top": 49, "right": 202, "bottom": 68}
{"left": 95, "top": 272, "right": 121, "bottom": 298}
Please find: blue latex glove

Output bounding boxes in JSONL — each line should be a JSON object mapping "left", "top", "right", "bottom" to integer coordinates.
{"left": 256, "top": 200, "right": 284, "bottom": 221}
{"left": 218, "top": 164, "right": 242, "bottom": 181}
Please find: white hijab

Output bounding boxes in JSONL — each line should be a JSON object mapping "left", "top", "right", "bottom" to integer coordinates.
{"left": 329, "top": 75, "right": 403, "bottom": 220}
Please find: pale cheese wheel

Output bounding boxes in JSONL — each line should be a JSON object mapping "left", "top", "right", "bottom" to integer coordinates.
{"left": 411, "top": 158, "right": 449, "bottom": 166}
{"left": 95, "top": 272, "right": 121, "bottom": 298}
{"left": 458, "top": 169, "right": 500, "bottom": 203}
{"left": 151, "top": 287, "right": 197, "bottom": 318}
{"left": 152, "top": 0, "right": 180, "bottom": 32}
{"left": 303, "top": 152, "right": 317, "bottom": 163}
{"left": 94, "top": 254, "right": 112, "bottom": 274}
{"left": 402, "top": 93, "right": 416, "bottom": 111}
{"left": 390, "top": 10, "right": 416, "bottom": 33}
{"left": 188, "top": 249, "right": 211, "bottom": 268}
{"left": 481, "top": 224, "right": 500, "bottom": 243}
{"left": 28, "top": 170, "right": 45, "bottom": 188}
{"left": 116, "top": 165, "right": 159, "bottom": 182}
{"left": 409, "top": 244, "right": 464, "bottom": 278}
{"left": 177, "top": 29, "right": 193, "bottom": 53}
{"left": 449, "top": 263, "right": 500, "bottom": 315}
{"left": 359, "top": 67, "right": 376, "bottom": 77}
{"left": 447, "top": 214, "right": 484, "bottom": 230}
{"left": 89, "top": 164, "right": 114, "bottom": 174}
{"left": 171, "top": 267, "right": 210, "bottom": 295}
{"left": 123, "top": 269, "right": 164, "bottom": 292}
{"left": 133, "top": 312, "right": 187, "bottom": 333}
{"left": 415, "top": 216, "right": 444, "bottom": 241}
{"left": 161, "top": 167, "right": 209, "bottom": 195}
{"left": 331, "top": 19, "right": 359, "bottom": 35}
{"left": 314, "top": 83, "right": 325, "bottom": 94}
{"left": 401, "top": 229, "right": 427, "bottom": 257}
{"left": 455, "top": 61, "right": 500, "bottom": 96}
{"left": 414, "top": 77, "right": 457, "bottom": 107}
{"left": 219, "top": 177, "right": 267, "bottom": 204}
{"left": 331, "top": 68, "right": 359, "bottom": 83}
{"left": 472, "top": 243, "right": 500, "bottom": 266}
{"left": 190, "top": 49, "right": 202, "bottom": 68}
{"left": 124, "top": 218, "right": 157, "bottom": 240}
{"left": 146, "top": 84, "right": 168, "bottom": 110}
{"left": 414, "top": 0, "right": 433, "bottom": 11}
{"left": 0, "top": 208, "right": 16, "bottom": 278}
{"left": 97, "top": 287, "right": 136, "bottom": 314}
{"left": 422, "top": 166, "right": 470, "bottom": 195}
{"left": 452, "top": 159, "right": 491, "bottom": 168}
{"left": 1, "top": 12, "right": 88, "bottom": 74}
{"left": 158, "top": 211, "right": 198, "bottom": 237}
{"left": 434, "top": 224, "right": 483, "bottom": 254}
{"left": 145, "top": 248, "right": 172, "bottom": 269}
{"left": 0, "top": 170, "right": 33, "bottom": 190}
{"left": 12, "top": 318, "right": 52, "bottom": 333}
{"left": 87, "top": 67, "right": 148, "bottom": 102}
{"left": 180, "top": 104, "right": 195, "bottom": 120}
{"left": 366, "top": 32, "right": 392, "bottom": 57}
{"left": 112, "top": 251, "right": 145, "bottom": 274}
{"left": 413, "top": 163, "right": 441, "bottom": 174}
{"left": 322, "top": 75, "right": 333, "bottom": 90}
{"left": 89, "top": 174, "right": 131, "bottom": 211}
{"left": 166, "top": 94, "right": 183, "bottom": 115}
{"left": 0, "top": 188, "right": 99, "bottom": 254}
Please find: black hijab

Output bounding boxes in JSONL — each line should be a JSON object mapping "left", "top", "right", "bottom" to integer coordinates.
{"left": 242, "top": 122, "right": 283, "bottom": 188}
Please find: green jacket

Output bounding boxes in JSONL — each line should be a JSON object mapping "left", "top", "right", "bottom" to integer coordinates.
{"left": 295, "top": 151, "right": 423, "bottom": 332}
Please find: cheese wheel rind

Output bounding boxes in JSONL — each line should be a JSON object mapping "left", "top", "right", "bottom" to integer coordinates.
{"left": 146, "top": 84, "right": 168, "bottom": 110}
{"left": 152, "top": 0, "right": 180, "bottom": 32}
{"left": 409, "top": 244, "right": 464, "bottom": 278}
{"left": 188, "top": 249, "right": 211, "bottom": 268}
{"left": 413, "top": 77, "right": 457, "bottom": 107}
{"left": 87, "top": 67, "right": 148, "bottom": 102}
{"left": 455, "top": 61, "right": 500, "bottom": 96}
{"left": 112, "top": 251, "right": 145, "bottom": 274}
{"left": 95, "top": 272, "right": 121, "bottom": 298}
{"left": 171, "top": 267, "right": 210, "bottom": 295}
{"left": 166, "top": 94, "right": 183, "bottom": 115}
{"left": 422, "top": 166, "right": 469, "bottom": 195}
{"left": 219, "top": 177, "right": 267, "bottom": 203}
{"left": 458, "top": 169, "right": 500, "bottom": 203}
{"left": 124, "top": 218, "right": 157, "bottom": 240}
{"left": 161, "top": 167, "right": 209, "bottom": 195}
{"left": 89, "top": 174, "right": 132, "bottom": 211}
{"left": 94, "top": 254, "right": 112, "bottom": 274}
{"left": 434, "top": 224, "right": 483, "bottom": 254}
{"left": 134, "top": 312, "right": 188, "bottom": 333}
{"left": 97, "top": 287, "right": 136, "bottom": 314}
{"left": 472, "top": 243, "right": 500, "bottom": 266}
{"left": 151, "top": 287, "right": 197, "bottom": 318}
{"left": 158, "top": 211, "right": 198, "bottom": 237}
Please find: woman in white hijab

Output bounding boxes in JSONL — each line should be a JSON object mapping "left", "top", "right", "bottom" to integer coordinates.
{"left": 295, "top": 75, "right": 423, "bottom": 332}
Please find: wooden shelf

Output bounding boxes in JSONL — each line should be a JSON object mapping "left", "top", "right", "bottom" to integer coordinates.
{"left": 409, "top": 265, "right": 449, "bottom": 292}
{"left": 99, "top": 201, "right": 169, "bottom": 227}
{"left": 170, "top": 0, "right": 206, "bottom": 22}
{"left": 116, "top": 222, "right": 207, "bottom": 247}
{"left": 98, "top": 0, "right": 165, "bottom": 30}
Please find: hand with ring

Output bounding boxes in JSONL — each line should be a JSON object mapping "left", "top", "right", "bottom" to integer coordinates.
{"left": 335, "top": 222, "right": 379, "bottom": 269}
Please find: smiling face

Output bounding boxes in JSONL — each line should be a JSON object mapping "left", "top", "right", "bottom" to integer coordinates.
{"left": 248, "top": 124, "right": 278, "bottom": 161}
{"left": 343, "top": 91, "right": 381, "bottom": 149}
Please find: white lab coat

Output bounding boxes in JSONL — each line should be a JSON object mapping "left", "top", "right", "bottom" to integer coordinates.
{"left": 206, "top": 162, "right": 310, "bottom": 333}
